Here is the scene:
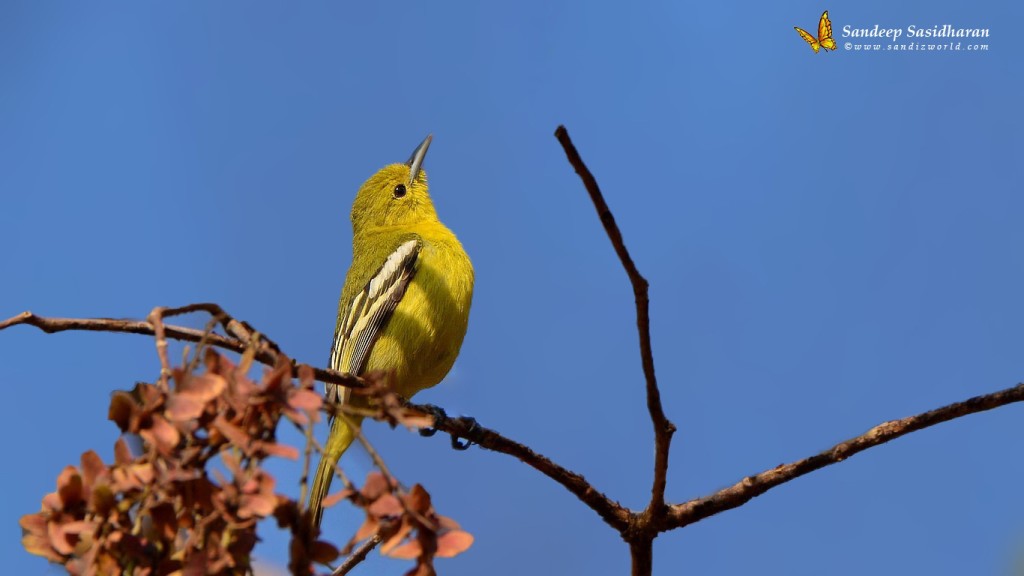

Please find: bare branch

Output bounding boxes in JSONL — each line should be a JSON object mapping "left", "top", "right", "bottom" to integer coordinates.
{"left": 667, "top": 382, "right": 1024, "bottom": 529}
{"left": 332, "top": 533, "right": 382, "bottom": 576}
{"left": 0, "top": 310, "right": 364, "bottom": 390}
{"left": 405, "top": 405, "right": 631, "bottom": 532}
{"left": 554, "top": 125, "right": 676, "bottom": 517}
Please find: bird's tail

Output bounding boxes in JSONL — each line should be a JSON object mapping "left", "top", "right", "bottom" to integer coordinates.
{"left": 308, "top": 414, "right": 363, "bottom": 528}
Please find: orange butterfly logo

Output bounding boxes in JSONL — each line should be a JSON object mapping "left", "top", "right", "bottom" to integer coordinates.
{"left": 794, "top": 10, "right": 837, "bottom": 53}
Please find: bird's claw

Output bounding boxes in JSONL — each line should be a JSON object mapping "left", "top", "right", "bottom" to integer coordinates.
{"left": 416, "top": 405, "right": 477, "bottom": 450}
{"left": 417, "top": 404, "right": 447, "bottom": 437}
{"left": 450, "top": 417, "right": 478, "bottom": 450}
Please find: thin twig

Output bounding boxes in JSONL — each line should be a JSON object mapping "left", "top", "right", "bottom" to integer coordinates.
{"left": 555, "top": 125, "right": 676, "bottom": 520}
{"left": 667, "top": 382, "right": 1024, "bottom": 529}
{"left": 340, "top": 413, "right": 400, "bottom": 490}
{"left": 146, "top": 307, "right": 173, "bottom": 389}
{"left": 299, "top": 417, "right": 316, "bottom": 509}
{"left": 186, "top": 315, "right": 222, "bottom": 375}
{"left": 0, "top": 310, "right": 365, "bottom": 390}
{"left": 332, "top": 533, "right": 383, "bottom": 576}
{"left": 310, "top": 436, "right": 356, "bottom": 493}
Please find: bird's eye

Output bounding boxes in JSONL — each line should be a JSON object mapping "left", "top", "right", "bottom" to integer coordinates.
{"left": 393, "top": 184, "right": 407, "bottom": 198}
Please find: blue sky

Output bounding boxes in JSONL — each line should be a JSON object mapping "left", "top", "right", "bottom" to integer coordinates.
{"left": 1, "top": 1, "right": 1020, "bottom": 574}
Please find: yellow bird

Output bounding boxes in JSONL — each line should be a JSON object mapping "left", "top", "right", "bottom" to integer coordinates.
{"left": 308, "top": 136, "right": 474, "bottom": 528}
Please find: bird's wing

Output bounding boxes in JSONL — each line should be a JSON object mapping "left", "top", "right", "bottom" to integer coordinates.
{"left": 325, "top": 238, "right": 420, "bottom": 417}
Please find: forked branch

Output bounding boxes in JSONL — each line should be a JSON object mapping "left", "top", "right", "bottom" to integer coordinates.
{"left": 555, "top": 125, "right": 676, "bottom": 522}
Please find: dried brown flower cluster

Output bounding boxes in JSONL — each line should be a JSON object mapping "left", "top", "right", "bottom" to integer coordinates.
{"left": 19, "top": 348, "right": 472, "bottom": 575}
{"left": 327, "top": 472, "right": 472, "bottom": 576}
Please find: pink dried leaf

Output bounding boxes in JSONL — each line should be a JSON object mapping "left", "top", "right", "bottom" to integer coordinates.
{"left": 130, "top": 463, "right": 155, "bottom": 485}
{"left": 321, "top": 488, "right": 356, "bottom": 509}
{"left": 385, "top": 539, "right": 422, "bottom": 560}
{"left": 435, "top": 530, "right": 474, "bottom": 558}
{"left": 182, "top": 373, "right": 226, "bottom": 400}
{"left": 361, "top": 472, "right": 390, "bottom": 501}
{"left": 287, "top": 389, "right": 323, "bottom": 424}
{"left": 48, "top": 520, "right": 75, "bottom": 556}
{"left": 380, "top": 520, "right": 414, "bottom": 556}
{"left": 56, "top": 466, "right": 84, "bottom": 509}
{"left": 259, "top": 441, "right": 299, "bottom": 460}
{"left": 367, "top": 494, "right": 403, "bottom": 519}
{"left": 79, "top": 451, "right": 107, "bottom": 492}
{"left": 113, "top": 437, "right": 133, "bottom": 465}
{"left": 239, "top": 493, "right": 277, "bottom": 519}
{"left": 61, "top": 520, "right": 96, "bottom": 537}
{"left": 240, "top": 477, "right": 260, "bottom": 494}
{"left": 21, "top": 531, "right": 62, "bottom": 562}
{"left": 107, "top": 392, "right": 136, "bottom": 432}
{"left": 437, "top": 515, "right": 461, "bottom": 530}
{"left": 212, "top": 416, "right": 251, "bottom": 453}
{"left": 141, "top": 415, "right": 180, "bottom": 453}
{"left": 289, "top": 389, "right": 322, "bottom": 410}
{"left": 405, "top": 484, "right": 431, "bottom": 515}
{"left": 352, "top": 518, "right": 379, "bottom": 543}
{"left": 165, "top": 394, "right": 206, "bottom": 422}
{"left": 19, "top": 513, "right": 47, "bottom": 536}
{"left": 41, "top": 492, "right": 62, "bottom": 512}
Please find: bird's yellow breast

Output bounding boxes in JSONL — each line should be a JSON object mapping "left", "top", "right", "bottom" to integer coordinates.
{"left": 362, "top": 221, "right": 474, "bottom": 399}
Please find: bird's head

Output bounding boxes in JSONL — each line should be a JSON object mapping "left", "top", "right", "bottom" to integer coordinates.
{"left": 351, "top": 135, "right": 439, "bottom": 233}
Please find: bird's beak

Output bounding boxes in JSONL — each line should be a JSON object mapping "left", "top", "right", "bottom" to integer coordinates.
{"left": 406, "top": 134, "right": 433, "bottom": 185}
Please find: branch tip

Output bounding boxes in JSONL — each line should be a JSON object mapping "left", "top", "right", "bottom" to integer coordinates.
{"left": 668, "top": 382, "right": 1024, "bottom": 529}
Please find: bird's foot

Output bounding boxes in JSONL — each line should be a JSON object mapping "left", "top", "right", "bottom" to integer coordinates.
{"left": 450, "top": 417, "right": 478, "bottom": 451}
{"left": 417, "top": 404, "right": 448, "bottom": 437}
{"left": 416, "top": 405, "right": 477, "bottom": 450}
